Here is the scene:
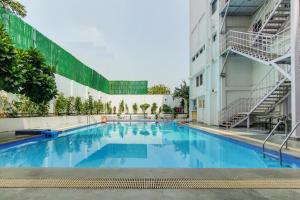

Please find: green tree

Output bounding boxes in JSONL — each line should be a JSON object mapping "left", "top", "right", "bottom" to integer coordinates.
{"left": 95, "top": 99, "right": 104, "bottom": 114}
{"left": 54, "top": 93, "right": 66, "bottom": 115}
{"left": 113, "top": 106, "right": 116, "bottom": 114}
{"left": 118, "top": 100, "right": 125, "bottom": 114}
{"left": 173, "top": 80, "right": 189, "bottom": 112}
{"left": 65, "top": 96, "right": 75, "bottom": 115}
{"left": 132, "top": 103, "right": 138, "bottom": 114}
{"left": 151, "top": 103, "right": 158, "bottom": 114}
{"left": 74, "top": 97, "right": 82, "bottom": 115}
{"left": 0, "top": 23, "right": 23, "bottom": 94}
{"left": 140, "top": 103, "right": 150, "bottom": 115}
{"left": 0, "top": 0, "right": 27, "bottom": 17}
{"left": 18, "top": 48, "right": 57, "bottom": 103}
{"left": 87, "top": 95, "right": 93, "bottom": 114}
{"left": 148, "top": 84, "right": 171, "bottom": 95}
{"left": 162, "top": 104, "right": 173, "bottom": 113}
{"left": 125, "top": 104, "right": 129, "bottom": 114}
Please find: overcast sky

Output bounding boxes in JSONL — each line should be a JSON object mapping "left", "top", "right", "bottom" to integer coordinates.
{"left": 18, "top": 0, "right": 189, "bottom": 90}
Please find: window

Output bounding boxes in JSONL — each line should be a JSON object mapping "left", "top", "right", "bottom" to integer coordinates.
{"left": 200, "top": 74, "right": 203, "bottom": 86}
{"left": 212, "top": 34, "right": 217, "bottom": 42}
{"left": 211, "top": 0, "right": 217, "bottom": 15}
{"left": 196, "top": 76, "right": 199, "bottom": 87}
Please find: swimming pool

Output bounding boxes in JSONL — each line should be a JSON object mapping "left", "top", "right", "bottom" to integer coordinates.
{"left": 0, "top": 122, "right": 299, "bottom": 168}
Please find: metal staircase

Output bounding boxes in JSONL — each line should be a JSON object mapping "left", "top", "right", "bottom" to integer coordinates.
{"left": 219, "top": 25, "right": 291, "bottom": 128}
{"left": 219, "top": 68, "right": 291, "bottom": 128}
{"left": 249, "top": 0, "right": 291, "bottom": 35}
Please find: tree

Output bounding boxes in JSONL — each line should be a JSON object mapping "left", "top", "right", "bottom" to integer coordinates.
{"left": 87, "top": 95, "right": 93, "bottom": 114}
{"left": 0, "top": 23, "right": 23, "bottom": 94}
{"left": 74, "top": 97, "right": 82, "bottom": 115}
{"left": 65, "top": 96, "right": 75, "bottom": 115}
{"left": 113, "top": 106, "right": 116, "bottom": 114}
{"left": 173, "top": 80, "right": 189, "bottom": 112}
{"left": 132, "top": 103, "right": 138, "bottom": 114}
{"left": 148, "top": 84, "right": 171, "bottom": 95}
{"left": 151, "top": 103, "right": 158, "bottom": 114}
{"left": 18, "top": 48, "right": 57, "bottom": 103}
{"left": 95, "top": 99, "right": 104, "bottom": 114}
{"left": 54, "top": 93, "right": 66, "bottom": 115}
{"left": 125, "top": 104, "right": 129, "bottom": 114}
{"left": 118, "top": 100, "right": 125, "bottom": 114}
{"left": 0, "top": 0, "right": 27, "bottom": 17}
{"left": 140, "top": 103, "right": 150, "bottom": 115}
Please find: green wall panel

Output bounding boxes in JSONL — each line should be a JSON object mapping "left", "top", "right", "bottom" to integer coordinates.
{"left": 0, "top": 8, "right": 147, "bottom": 95}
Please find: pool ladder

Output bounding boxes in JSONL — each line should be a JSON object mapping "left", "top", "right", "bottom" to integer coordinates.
{"left": 263, "top": 120, "right": 300, "bottom": 165}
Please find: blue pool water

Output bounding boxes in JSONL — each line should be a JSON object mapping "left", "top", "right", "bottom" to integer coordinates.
{"left": 0, "top": 122, "right": 299, "bottom": 168}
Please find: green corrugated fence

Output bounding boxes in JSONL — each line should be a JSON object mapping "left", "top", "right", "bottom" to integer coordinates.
{"left": 0, "top": 8, "right": 148, "bottom": 95}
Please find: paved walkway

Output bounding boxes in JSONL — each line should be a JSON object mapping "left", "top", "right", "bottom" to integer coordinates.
{"left": 189, "top": 122, "right": 300, "bottom": 156}
{"left": 0, "top": 169, "right": 299, "bottom": 199}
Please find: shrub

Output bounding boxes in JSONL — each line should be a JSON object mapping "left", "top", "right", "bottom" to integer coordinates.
{"left": 54, "top": 93, "right": 66, "bottom": 115}
{"left": 118, "top": 100, "right": 125, "bottom": 114}
{"left": 0, "top": 94, "right": 9, "bottom": 117}
{"left": 87, "top": 95, "right": 94, "bottom": 114}
{"left": 132, "top": 103, "right": 138, "bottom": 114}
{"left": 74, "top": 97, "right": 82, "bottom": 115}
{"left": 104, "top": 101, "right": 112, "bottom": 114}
{"left": 162, "top": 104, "right": 173, "bottom": 113}
{"left": 65, "top": 97, "right": 75, "bottom": 115}
{"left": 95, "top": 100, "right": 104, "bottom": 114}
{"left": 151, "top": 103, "right": 158, "bottom": 114}
{"left": 140, "top": 103, "right": 150, "bottom": 115}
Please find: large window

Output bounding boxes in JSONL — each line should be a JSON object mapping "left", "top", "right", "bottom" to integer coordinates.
{"left": 211, "top": 0, "right": 217, "bottom": 15}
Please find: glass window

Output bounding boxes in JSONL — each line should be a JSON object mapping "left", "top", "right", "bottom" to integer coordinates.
{"left": 213, "top": 34, "right": 217, "bottom": 42}
{"left": 211, "top": 0, "right": 217, "bottom": 15}
{"left": 196, "top": 76, "right": 199, "bottom": 87}
{"left": 200, "top": 74, "right": 203, "bottom": 86}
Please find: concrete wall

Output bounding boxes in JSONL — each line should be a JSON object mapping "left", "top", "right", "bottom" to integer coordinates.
{"left": 0, "top": 115, "right": 101, "bottom": 132}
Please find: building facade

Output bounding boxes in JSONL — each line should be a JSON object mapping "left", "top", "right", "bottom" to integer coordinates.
{"left": 190, "top": 0, "right": 300, "bottom": 138}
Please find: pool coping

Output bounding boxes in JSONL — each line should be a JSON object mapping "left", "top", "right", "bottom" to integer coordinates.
{"left": 0, "top": 169, "right": 300, "bottom": 189}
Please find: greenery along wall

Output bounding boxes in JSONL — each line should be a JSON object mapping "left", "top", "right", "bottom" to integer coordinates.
{"left": 0, "top": 8, "right": 148, "bottom": 95}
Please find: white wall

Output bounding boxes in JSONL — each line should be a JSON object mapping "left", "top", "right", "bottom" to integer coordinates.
{"left": 55, "top": 74, "right": 182, "bottom": 114}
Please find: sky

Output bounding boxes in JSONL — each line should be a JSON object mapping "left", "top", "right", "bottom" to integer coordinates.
{"left": 18, "top": 0, "right": 189, "bottom": 90}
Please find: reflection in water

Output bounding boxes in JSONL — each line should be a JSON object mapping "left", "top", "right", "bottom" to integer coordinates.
{"left": 0, "top": 122, "right": 297, "bottom": 168}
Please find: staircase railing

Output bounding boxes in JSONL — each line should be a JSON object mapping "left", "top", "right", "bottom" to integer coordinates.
{"left": 222, "top": 28, "right": 291, "bottom": 61}
{"left": 219, "top": 68, "right": 281, "bottom": 126}
{"left": 246, "top": 68, "right": 280, "bottom": 111}
{"left": 248, "top": 0, "right": 281, "bottom": 33}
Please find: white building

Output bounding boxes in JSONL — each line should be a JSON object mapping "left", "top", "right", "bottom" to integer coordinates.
{"left": 190, "top": 0, "right": 300, "bottom": 138}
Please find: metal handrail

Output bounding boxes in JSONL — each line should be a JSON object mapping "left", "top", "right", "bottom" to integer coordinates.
{"left": 262, "top": 120, "right": 284, "bottom": 157}
{"left": 248, "top": 0, "right": 280, "bottom": 33}
{"left": 279, "top": 121, "right": 300, "bottom": 165}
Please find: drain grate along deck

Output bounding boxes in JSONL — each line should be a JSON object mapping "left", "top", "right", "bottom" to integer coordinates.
{"left": 0, "top": 178, "right": 300, "bottom": 189}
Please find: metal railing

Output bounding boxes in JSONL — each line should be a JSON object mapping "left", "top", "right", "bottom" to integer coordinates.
{"left": 219, "top": 67, "right": 282, "bottom": 126}
{"left": 279, "top": 121, "right": 300, "bottom": 165}
{"left": 262, "top": 119, "right": 287, "bottom": 157}
{"left": 248, "top": 0, "right": 280, "bottom": 33}
{"left": 221, "top": 29, "right": 291, "bottom": 61}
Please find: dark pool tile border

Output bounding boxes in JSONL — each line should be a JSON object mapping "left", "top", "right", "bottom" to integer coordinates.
{"left": 184, "top": 124, "right": 300, "bottom": 167}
